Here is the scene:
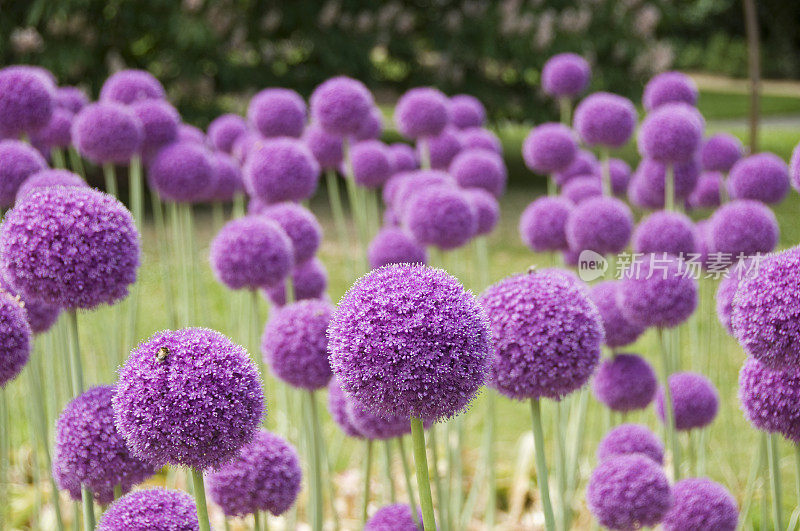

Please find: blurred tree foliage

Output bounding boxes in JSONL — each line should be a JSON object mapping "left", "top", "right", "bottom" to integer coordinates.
{"left": 1, "top": 0, "right": 796, "bottom": 125}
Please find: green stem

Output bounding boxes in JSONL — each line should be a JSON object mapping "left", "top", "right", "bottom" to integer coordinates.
{"left": 529, "top": 399, "right": 556, "bottom": 531}
{"left": 285, "top": 275, "right": 296, "bottom": 306}
{"left": 486, "top": 391, "right": 497, "bottom": 528}
{"left": 429, "top": 425, "right": 448, "bottom": 529}
{"left": 554, "top": 401, "right": 570, "bottom": 530}
{"left": 768, "top": 433, "right": 784, "bottom": 529}
{"left": 664, "top": 163, "right": 675, "bottom": 211}
{"left": 211, "top": 202, "right": 224, "bottom": 231}
{"left": 325, "top": 170, "right": 352, "bottom": 275}
{"left": 129, "top": 155, "right": 144, "bottom": 226}
{"left": 68, "top": 147, "right": 86, "bottom": 180}
{"left": 410, "top": 417, "right": 436, "bottom": 531}
{"left": 114, "top": 484, "right": 122, "bottom": 500}
{"left": 81, "top": 486, "right": 95, "bottom": 531}
{"left": 418, "top": 139, "right": 431, "bottom": 170}
{"left": 740, "top": 433, "right": 767, "bottom": 527}
{"left": 250, "top": 290, "right": 266, "bottom": 383}
{"left": 600, "top": 147, "right": 611, "bottom": 197}
{"left": 0, "top": 388, "right": 7, "bottom": 530}
{"left": 254, "top": 510, "right": 262, "bottom": 531}
{"left": 397, "top": 437, "right": 420, "bottom": 528}
{"left": 103, "top": 163, "right": 118, "bottom": 197}
{"left": 547, "top": 176, "right": 557, "bottom": 196}
{"left": 558, "top": 97, "right": 572, "bottom": 126}
{"left": 362, "top": 439, "right": 373, "bottom": 525}
{"left": 383, "top": 440, "right": 396, "bottom": 503}
{"left": 307, "top": 391, "right": 324, "bottom": 531}
{"left": 657, "top": 327, "right": 680, "bottom": 480}
{"left": 232, "top": 194, "right": 246, "bottom": 218}
{"left": 795, "top": 444, "right": 800, "bottom": 510}
{"left": 67, "top": 310, "right": 84, "bottom": 395}
{"left": 151, "top": 192, "right": 177, "bottom": 328}
{"left": 51, "top": 147, "right": 67, "bottom": 169}
{"left": 191, "top": 468, "right": 212, "bottom": 531}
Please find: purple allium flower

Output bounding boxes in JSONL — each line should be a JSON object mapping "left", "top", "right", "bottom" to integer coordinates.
{"left": 555, "top": 150, "right": 600, "bottom": 186}
{"left": 97, "top": 488, "right": 199, "bottom": 531}
{"left": 257, "top": 202, "right": 322, "bottom": 264}
{"left": 205, "top": 152, "right": 244, "bottom": 202}
{"left": 656, "top": 372, "right": 719, "bottom": 431}
{"left": 54, "top": 86, "right": 88, "bottom": 114}
{"left": 0, "top": 66, "right": 55, "bottom": 137}
{"left": 632, "top": 210, "right": 697, "bottom": 257}
{"left": 32, "top": 108, "right": 73, "bottom": 150}
{"left": 114, "top": 328, "right": 264, "bottom": 470}
{"left": 638, "top": 103, "right": 704, "bottom": 164}
{"left": 706, "top": 199, "right": 778, "bottom": 258}
{"left": 365, "top": 504, "right": 422, "bottom": 531}
{"left": 633, "top": 158, "right": 701, "bottom": 208}
{"left": 207, "top": 429, "right": 301, "bottom": 517}
{"left": 0, "top": 139, "right": 47, "bottom": 207}
{"left": 210, "top": 216, "right": 293, "bottom": 290}
{"left": 405, "top": 186, "right": 477, "bottom": 250}
{"left": 0, "top": 290, "right": 31, "bottom": 387}
{"left": 328, "top": 376, "right": 363, "bottom": 437}
{"left": 303, "top": 123, "right": 344, "bottom": 170}
{"left": 391, "top": 170, "right": 453, "bottom": 214}
{"left": 244, "top": 138, "right": 320, "bottom": 204}
{"left": 643, "top": 72, "right": 699, "bottom": 111}
{"left": 232, "top": 131, "right": 263, "bottom": 164}
{"left": 262, "top": 299, "right": 334, "bottom": 390}
{"left": 208, "top": 114, "right": 247, "bottom": 154}
{"left": 588, "top": 282, "right": 646, "bottom": 349}
{"left": 449, "top": 94, "right": 486, "bottom": 129}
{"left": 617, "top": 254, "right": 698, "bottom": 329}
{"left": 687, "top": 171, "right": 723, "bottom": 210}
{"left": 739, "top": 357, "right": 800, "bottom": 441}
{"left": 562, "top": 248, "right": 581, "bottom": 267}
{"left": 387, "top": 143, "right": 417, "bottom": 172}
{"left": 351, "top": 140, "right": 392, "bottom": 188}
{"left": 368, "top": 228, "right": 427, "bottom": 269}
{"left": 596, "top": 423, "right": 664, "bottom": 464}
{"left": 727, "top": 152, "right": 789, "bottom": 204}
{"left": 592, "top": 354, "right": 657, "bottom": 413}
{"left": 791, "top": 141, "right": 800, "bottom": 191}
{"left": 608, "top": 158, "right": 632, "bottom": 197}
{"left": 395, "top": 87, "right": 450, "bottom": 139}
{"left": 421, "top": 127, "right": 462, "bottom": 170}
{"left": 715, "top": 258, "right": 753, "bottom": 334}
{"left": 0, "top": 275, "right": 59, "bottom": 335}
{"left": 248, "top": 88, "right": 306, "bottom": 139}
{"left": 519, "top": 196, "right": 573, "bottom": 252}
{"left": 328, "top": 264, "right": 490, "bottom": 422}
{"left": 100, "top": 69, "right": 165, "bottom": 105}
{"left": 541, "top": 53, "right": 591, "bottom": 98}
{"left": 148, "top": 141, "right": 214, "bottom": 203}
{"left": 177, "top": 124, "right": 205, "bottom": 144}
{"left": 587, "top": 454, "right": 673, "bottom": 530}
{"left": 701, "top": 133, "right": 743, "bottom": 172}
{"left": 352, "top": 107, "right": 384, "bottom": 141}
{"left": 458, "top": 127, "right": 502, "bottom": 154}
{"left": 72, "top": 102, "right": 143, "bottom": 165}
{"left": 522, "top": 123, "right": 577, "bottom": 175}
{"left": 565, "top": 196, "right": 633, "bottom": 255}
{"left": 130, "top": 99, "right": 179, "bottom": 153}
{"left": 263, "top": 257, "right": 328, "bottom": 307}
{"left": 481, "top": 269, "right": 604, "bottom": 400}
{"left": 310, "top": 76, "right": 374, "bottom": 136}
{"left": 346, "top": 396, "right": 413, "bottom": 440}
{"left": 573, "top": 92, "right": 637, "bottom": 148}
{"left": 449, "top": 148, "right": 507, "bottom": 197}
{"left": 0, "top": 187, "right": 140, "bottom": 309}
{"left": 53, "top": 386, "right": 156, "bottom": 503}
{"left": 562, "top": 176, "right": 602, "bottom": 204}
{"left": 16, "top": 169, "right": 86, "bottom": 203}
{"left": 464, "top": 188, "right": 499, "bottom": 236}
{"left": 662, "top": 478, "right": 738, "bottom": 531}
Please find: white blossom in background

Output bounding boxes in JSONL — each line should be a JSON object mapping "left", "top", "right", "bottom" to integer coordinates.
{"left": 11, "top": 27, "right": 43, "bottom": 54}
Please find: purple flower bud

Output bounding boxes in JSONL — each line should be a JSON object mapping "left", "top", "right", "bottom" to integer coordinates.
{"left": 607, "top": 158, "right": 631, "bottom": 197}
{"left": 100, "top": 69, "right": 165, "bottom": 104}
{"left": 701, "top": 133, "right": 743, "bottom": 172}
{"left": 706, "top": 199, "right": 778, "bottom": 258}
{"left": 464, "top": 188, "right": 499, "bottom": 235}
{"left": 72, "top": 102, "right": 144, "bottom": 165}
{"left": 368, "top": 228, "right": 427, "bottom": 269}
{"left": 0, "top": 66, "right": 55, "bottom": 137}
{"left": 420, "top": 127, "right": 462, "bottom": 170}
{"left": 638, "top": 103, "right": 704, "bottom": 164}
{"left": 662, "top": 478, "right": 738, "bottom": 531}
{"left": 16, "top": 169, "right": 86, "bottom": 204}
{"left": 643, "top": 71, "right": 698, "bottom": 111}
{"left": 542, "top": 53, "right": 591, "bottom": 98}
{"left": 555, "top": 150, "right": 599, "bottom": 186}
{"left": 449, "top": 94, "right": 486, "bottom": 129}
{"left": 248, "top": 88, "right": 306, "bottom": 139}
{"left": 588, "top": 282, "right": 646, "bottom": 349}
{"left": 244, "top": 138, "right": 320, "bottom": 204}
{"left": 177, "top": 123, "right": 205, "bottom": 144}
{"left": 519, "top": 196, "right": 573, "bottom": 252}
{"left": 208, "top": 114, "right": 248, "bottom": 154}
{"left": 597, "top": 423, "right": 664, "bottom": 464}
{"left": 0, "top": 291, "right": 31, "bottom": 387}
{"left": 130, "top": 99, "right": 179, "bottom": 153}
{"left": 395, "top": 87, "right": 450, "bottom": 139}
{"left": 32, "top": 108, "right": 73, "bottom": 150}
{"left": 148, "top": 141, "right": 214, "bottom": 203}
{"left": 391, "top": 170, "right": 453, "bottom": 215}
{"left": 728, "top": 152, "right": 789, "bottom": 204}
{"left": 449, "top": 148, "right": 507, "bottom": 197}
{"left": 258, "top": 202, "right": 322, "bottom": 264}
{"left": 366, "top": 504, "right": 422, "bottom": 530}
{"left": 387, "top": 143, "right": 417, "bottom": 173}
{"left": 574, "top": 92, "right": 636, "bottom": 148}
{"left": 522, "top": 123, "right": 577, "bottom": 174}
{"left": 686, "top": 171, "right": 723, "bottom": 210}
{"left": 263, "top": 257, "right": 328, "bottom": 307}
{"left": 351, "top": 140, "right": 392, "bottom": 188}
{"left": 405, "top": 186, "right": 477, "bottom": 250}
{"left": 562, "top": 176, "right": 602, "bottom": 204}
{"left": 54, "top": 86, "right": 88, "bottom": 114}
{"left": 0, "top": 139, "right": 47, "bottom": 207}
{"left": 592, "top": 354, "right": 657, "bottom": 413}
{"left": 310, "top": 76, "right": 374, "bottom": 136}
{"left": 98, "top": 488, "right": 199, "bottom": 531}
{"left": 656, "top": 372, "right": 719, "bottom": 431}
{"left": 352, "top": 107, "right": 384, "bottom": 141}
{"left": 566, "top": 196, "right": 633, "bottom": 255}
{"left": 458, "top": 127, "right": 502, "bottom": 154}
{"left": 303, "top": 123, "right": 344, "bottom": 170}
{"left": 632, "top": 210, "right": 697, "bottom": 257}
{"left": 739, "top": 357, "right": 800, "bottom": 442}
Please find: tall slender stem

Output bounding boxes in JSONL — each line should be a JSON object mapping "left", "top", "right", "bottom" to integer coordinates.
{"left": 68, "top": 147, "right": 86, "bottom": 180}
{"left": 67, "top": 311, "right": 84, "bottom": 396}
{"left": 529, "top": 399, "right": 556, "bottom": 531}
{"left": 558, "top": 97, "right": 572, "bottom": 126}
{"left": 103, "top": 163, "right": 118, "bottom": 197}
{"left": 325, "top": 170, "right": 351, "bottom": 270}
{"left": 51, "top": 147, "right": 67, "bottom": 169}
{"left": 657, "top": 327, "right": 680, "bottom": 480}
{"left": 191, "top": 468, "right": 212, "bottom": 531}
{"left": 485, "top": 391, "right": 497, "bottom": 528}
{"left": 307, "top": 391, "right": 324, "bottom": 531}
{"left": 151, "top": 192, "right": 177, "bottom": 328}
{"left": 0, "top": 388, "right": 7, "bottom": 530}
{"left": 740, "top": 433, "right": 767, "bottom": 527}
{"left": 254, "top": 510, "right": 262, "bottom": 531}
{"left": 250, "top": 290, "right": 266, "bottom": 382}
{"left": 383, "top": 440, "right": 396, "bottom": 503}
{"left": 554, "top": 401, "right": 570, "bottom": 530}
{"left": 664, "top": 163, "right": 675, "bottom": 211}
{"left": 418, "top": 139, "right": 431, "bottom": 170}
{"left": 362, "top": 439, "right": 374, "bottom": 525}
{"left": 599, "top": 147, "right": 611, "bottom": 197}
{"left": 768, "top": 434, "right": 784, "bottom": 529}
{"left": 410, "top": 417, "right": 436, "bottom": 531}
{"left": 429, "top": 424, "right": 448, "bottom": 528}
{"left": 397, "top": 437, "right": 420, "bottom": 528}
{"left": 795, "top": 444, "right": 800, "bottom": 510}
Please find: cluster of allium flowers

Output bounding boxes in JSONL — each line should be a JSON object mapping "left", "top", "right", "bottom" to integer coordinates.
{"left": 587, "top": 454, "right": 673, "bottom": 530}
{"left": 0, "top": 290, "right": 32, "bottom": 387}
{"left": 597, "top": 423, "right": 664, "bottom": 465}
{"left": 113, "top": 328, "right": 264, "bottom": 470}
{"left": 328, "top": 264, "right": 490, "bottom": 422}
{"left": 555, "top": 150, "right": 599, "bottom": 186}
{"left": 458, "top": 127, "right": 502, "bottom": 154}
{"left": 0, "top": 187, "right": 140, "bottom": 309}
{"left": 519, "top": 196, "right": 573, "bottom": 252}
{"left": 573, "top": 92, "right": 637, "bottom": 148}
{"left": 522, "top": 122, "right": 577, "bottom": 174}
{"left": 130, "top": 99, "right": 179, "bottom": 153}
{"left": 304, "top": 123, "right": 344, "bottom": 170}
{"left": 686, "top": 171, "right": 723, "bottom": 210}
{"left": 739, "top": 357, "right": 800, "bottom": 442}
{"left": 481, "top": 269, "right": 604, "bottom": 400}
{"left": 701, "top": 133, "right": 743, "bottom": 172}
{"left": 208, "top": 113, "right": 247, "bottom": 154}
{"left": 0, "top": 66, "right": 55, "bottom": 138}
{"left": 207, "top": 429, "right": 302, "bottom": 517}
{"left": 244, "top": 138, "right": 320, "bottom": 204}
{"left": 588, "top": 282, "right": 646, "bottom": 349}
{"left": 541, "top": 53, "right": 591, "bottom": 98}
{"left": 351, "top": 140, "right": 392, "bottom": 188}
{"left": 99, "top": 69, "right": 165, "bottom": 104}
{"left": 310, "top": 76, "right": 374, "bottom": 136}
{"left": 262, "top": 299, "right": 334, "bottom": 390}
{"left": 449, "top": 94, "right": 485, "bottom": 129}
{"left": 405, "top": 186, "right": 477, "bottom": 250}
{"left": 394, "top": 87, "right": 450, "bottom": 139}
{"left": 0, "top": 140, "right": 47, "bottom": 207}
{"left": 368, "top": 228, "right": 427, "bottom": 269}
{"left": 562, "top": 176, "right": 602, "bottom": 204}
{"left": 632, "top": 210, "right": 697, "bottom": 257}
{"left": 206, "top": 152, "right": 244, "bottom": 202}
{"left": 0, "top": 275, "right": 60, "bottom": 335}
{"left": 248, "top": 88, "right": 306, "bottom": 138}
{"left": 706, "top": 199, "right": 779, "bottom": 258}
{"left": 53, "top": 386, "right": 156, "bottom": 504}
{"left": 210, "top": 216, "right": 293, "bottom": 290}
{"left": 638, "top": 103, "right": 704, "bottom": 164}
{"left": 449, "top": 148, "right": 507, "bottom": 197}
{"left": 97, "top": 488, "right": 199, "bottom": 531}
{"left": 72, "top": 102, "right": 143, "bottom": 165}
{"left": 656, "top": 372, "right": 719, "bottom": 431}
{"left": 464, "top": 188, "right": 499, "bottom": 235}
{"left": 592, "top": 354, "right": 657, "bottom": 413}
{"left": 643, "top": 71, "right": 699, "bottom": 111}
{"left": 662, "top": 478, "right": 738, "bottom": 531}
{"left": 566, "top": 196, "right": 633, "bottom": 255}
{"left": 728, "top": 152, "right": 789, "bottom": 204}
{"left": 715, "top": 258, "right": 753, "bottom": 335}
{"left": 258, "top": 202, "right": 322, "bottom": 264}
{"left": 15, "top": 169, "right": 86, "bottom": 204}
{"left": 422, "top": 127, "right": 462, "bottom": 170}
{"left": 263, "top": 257, "right": 328, "bottom": 307}
{"left": 148, "top": 141, "right": 215, "bottom": 203}
{"left": 365, "top": 504, "right": 422, "bottom": 531}
{"left": 630, "top": 158, "right": 701, "bottom": 208}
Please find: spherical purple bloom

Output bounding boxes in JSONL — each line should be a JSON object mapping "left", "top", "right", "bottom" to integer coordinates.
{"left": 565, "top": 196, "right": 633, "bottom": 255}
{"left": 687, "top": 171, "right": 723, "bottom": 210}
{"left": 632, "top": 210, "right": 697, "bottom": 257}
{"left": 522, "top": 122, "right": 577, "bottom": 174}
{"left": 351, "top": 140, "right": 392, "bottom": 188}
{"left": 0, "top": 187, "right": 140, "bottom": 309}
{"left": 663, "top": 478, "right": 738, "bottom": 531}
{"left": 352, "top": 107, "right": 384, "bottom": 141}
{"left": 257, "top": 202, "right": 322, "bottom": 263}
{"left": 541, "top": 53, "right": 591, "bottom": 98}
{"left": 98, "top": 488, "right": 199, "bottom": 531}
{"left": 248, "top": 88, "right": 306, "bottom": 139}
{"left": 449, "top": 148, "right": 507, "bottom": 197}
{"left": 303, "top": 123, "right": 344, "bottom": 170}
{"left": 701, "top": 133, "right": 743, "bottom": 172}
{"left": 706, "top": 199, "right": 778, "bottom": 258}
{"left": 0, "top": 291, "right": 31, "bottom": 387}
{"left": 16, "top": 169, "right": 86, "bottom": 203}
{"left": 0, "top": 139, "right": 47, "bottom": 207}
{"left": 328, "top": 264, "right": 490, "bottom": 422}
{"left": 232, "top": 131, "right": 263, "bottom": 164}
{"left": 114, "top": 328, "right": 264, "bottom": 470}
{"left": 130, "top": 99, "right": 179, "bottom": 152}
{"left": 244, "top": 138, "right": 320, "bottom": 204}
{"left": 588, "top": 282, "right": 646, "bottom": 349}
{"left": 387, "top": 143, "right": 417, "bottom": 172}
{"left": 32, "top": 108, "right": 73, "bottom": 150}
{"left": 100, "top": 69, "right": 165, "bottom": 104}
{"left": 210, "top": 215, "right": 293, "bottom": 290}
{"left": 205, "top": 152, "right": 244, "bottom": 202}
{"left": 391, "top": 170, "right": 453, "bottom": 215}
{"left": 421, "top": 127, "right": 462, "bottom": 170}
{"left": 519, "top": 196, "right": 573, "bottom": 252}
{"left": 643, "top": 72, "right": 699, "bottom": 111}
{"left": 638, "top": 103, "right": 704, "bottom": 164}
{"left": 464, "top": 188, "right": 499, "bottom": 236}
{"left": 368, "top": 228, "right": 427, "bottom": 269}
{"left": 592, "top": 354, "right": 657, "bottom": 413}
{"left": 72, "top": 102, "right": 143, "bottom": 165}
{"left": 573, "top": 92, "right": 636, "bottom": 148}
{"left": 0, "top": 66, "right": 55, "bottom": 137}
{"left": 728, "top": 152, "right": 789, "bottom": 204}
{"left": 633, "top": 158, "right": 701, "bottom": 208}
{"left": 0, "top": 275, "right": 59, "bottom": 335}
{"left": 405, "top": 186, "right": 477, "bottom": 250}
{"left": 310, "top": 76, "right": 374, "bottom": 136}
{"left": 458, "top": 127, "right": 502, "bottom": 154}
{"left": 207, "top": 429, "right": 301, "bottom": 517}
{"left": 555, "top": 150, "right": 600, "bottom": 186}
{"left": 791, "top": 141, "right": 800, "bottom": 192}
{"left": 562, "top": 176, "right": 602, "bottom": 204}
{"left": 481, "top": 269, "right": 604, "bottom": 400}
{"left": 263, "top": 257, "right": 328, "bottom": 307}
{"left": 656, "top": 372, "right": 719, "bottom": 431}
{"left": 54, "top": 86, "right": 88, "bottom": 114}
{"left": 328, "top": 376, "right": 363, "bottom": 437}
{"left": 739, "top": 357, "right": 800, "bottom": 441}
{"left": 346, "top": 397, "right": 412, "bottom": 440}
{"left": 177, "top": 124, "right": 205, "bottom": 144}
{"left": 366, "top": 504, "right": 422, "bottom": 531}
{"left": 53, "top": 386, "right": 156, "bottom": 504}
{"left": 596, "top": 423, "right": 664, "bottom": 464}
{"left": 608, "top": 158, "right": 631, "bottom": 196}
{"left": 395, "top": 87, "right": 450, "bottom": 139}
{"left": 449, "top": 94, "right": 486, "bottom": 129}
{"left": 207, "top": 113, "right": 247, "bottom": 154}
{"left": 148, "top": 141, "right": 214, "bottom": 203}
{"left": 715, "top": 258, "right": 754, "bottom": 334}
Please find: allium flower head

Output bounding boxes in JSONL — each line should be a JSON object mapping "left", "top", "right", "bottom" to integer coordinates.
{"left": 573, "top": 92, "right": 636, "bottom": 148}
{"left": 207, "top": 429, "right": 301, "bottom": 517}
{"left": 100, "top": 69, "right": 165, "bottom": 104}
{"left": 643, "top": 71, "right": 699, "bottom": 111}
{"left": 387, "top": 143, "right": 417, "bottom": 172}
{"left": 405, "top": 185, "right": 477, "bottom": 250}
{"left": 589, "top": 282, "right": 646, "bottom": 349}
{"left": 687, "top": 171, "right": 722, "bottom": 210}
{"left": 701, "top": 133, "right": 743, "bottom": 172}
{"left": 541, "top": 53, "right": 591, "bottom": 98}
{"left": 258, "top": 202, "right": 322, "bottom": 264}
{"left": 328, "top": 264, "right": 490, "bottom": 422}
{"left": 328, "top": 377, "right": 363, "bottom": 437}
{"left": 366, "top": 504, "right": 422, "bottom": 530}
{"left": 206, "top": 152, "right": 244, "bottom": 202}
{"left": 663, "top": 478, "right": 738, "bottom": 531}
{"left": 244, "top": 138, "right": 320, "bottom": 204}
{"left": 597, "top": 423, "right": 664, "bottom": 464}
{"left": 449, "top": 148, "right": 507, "bottom": 197}
{"left": 0, "top": 139, "right": 47, "bottom": 207}
{"left": 638, "top": 103, "right": 704, "bottom": 164}
{"left": 481, "top": 269, "right": 604, "bottom": 400}
{"left": 458, "top": 127, "right": 502, "bottom": 154}
{"left": 130, "top": 99, "right": 179, "bottom": 153}
{"left": 555, "top": 150, "right": 599, "bottom": 186}
{"left": 519, "top": 196, "right": 573, "bottom": 252}
{"left": 113, "top": 328, "right": 264, "bottom": 470}
{"left": 562, "top": 176, "right": 602, "bottom": 204}
{"left": 310, "top": 76, "right": 374, "bottom": 136}
{"left": 16, "top": 169, "right": 86, "bottom": 203}
{"left": 633, "top": 158, "right": 702, "bottom": 209}
{"left": 592, "top": 354, "right": 657, "bottom": 412}
{"left": 0, "top": 290, "right": 31, "bottom": 387}
{"left": 464, "top": 188, "right": 499, "bottom": 236}
{"left": 303, "top": 123, "right": 344, "bottom": 170}
{"left": 420, "top": 127, "right": 462, "bottom": 170}
{"left": 728, "top": 152, "right": 789, "bottom": 204}
{"left": 391, "top": 170, "right": 453, "bottom": 214}
{"left": 368, "top": 228, "right": 427, "bottom": 269}
{"left": 395, "top": 87, "right": 450, "bottom": 139}
{"left": 148, "top": 141, "right": 214, "bottom": 203}
{"left": 0, "top": 275, "right": 59, "bottom": 335}
{"left": 248, "top": 88, "right": 306, "bottom": 139}
{"left": 706, "top": 199, "right": 778, "bottom": 258}
{"left": 632, "top": 210, "right": 697, "bottom": 257}
{"left": 566, "top": 196, "right": 633, "bottom": 255}
{"left": 232, "top": 131, "right": 263, "bottom": 164}
{"left": 0, "top": 187, "right": 140, "bottom": 309}
{"left": 346, "top": 396, "right": 413, "bottom": 440}
{"left": 0, "top": 66, "right": 55, "bottom": 137}
{"left": 715, "top": 258, "right": 753, "bottom": 334}
{"left": 177, "top": 123, "right": 205, "bottom": 144}
{"left": 54, "top": 86, "right": 88, "bottom": 114}
{"left": 53, "top": 385, "right": 156, "bottom": 503}
{"left": 352, "top": 107, "right": 383, "bottom": 141}
{"left": 208, "top": 114, "right": 247, "bottom": 154}
{"left": 32, "top": 108, "right": 73, "bottom": 150}
{"left": 97, "top": 488, "right": 199, "bottom": 531}
{"left": 263, "top": 257, "right": 328, "bottom": 307}
{"left": 739, "top": 357, "right": 800, "bottom": 441}
{"left": 522, "top": 122, "right": 577, "bottom": 174}
{"left": 656, "top": 372, "right": 718, "bottom": 431}
{"left": 72, "top": 102, "right": 143, "bottom": 165}
{"left": 351, "top": 140, "right": 392, "bottom": 188}
{"left": 449, "top": 94, "right": 486, "bottom": 129}
{"left": 608, "top": 158, "right": 632, "bottom": 196}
